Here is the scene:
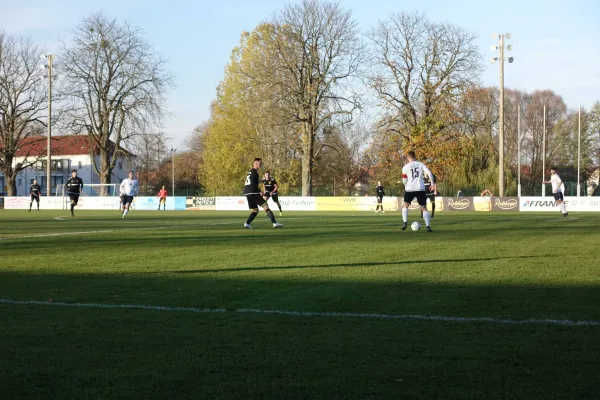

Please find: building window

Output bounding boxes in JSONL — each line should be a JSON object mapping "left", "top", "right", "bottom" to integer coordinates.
{"left": 18, "top": 179, "right": 22, "bottom": 187}
{"left": 119, "top": 162, "right": 123, "bottom": 170}
{"left": 30, "top": 179, "right": 35, "bottom": 185}
{"left": 78, "top": 161, "right": 82, "bottom": 169}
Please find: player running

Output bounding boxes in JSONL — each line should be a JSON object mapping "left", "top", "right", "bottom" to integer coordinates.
{"left": 157, "top": 185, "right": 168, "bottom": 210}
{"left": 65, "top": 170, "right": 84, "bottom": 217}
{"left": 401, "top": 151, "right": 434, "bottom": 232}
{"left": 542, "top": 166, "right": 568, "bottom": 217}
{"left": 244, "top": 158, "right": 282, "bottom": 229}
{"left": 375, "top": 181, "right": 385, "bottom": 213}
{"left": 422, "top": 173, "right": 437, "bottom": 219}
{"left": 261, "top": 171, "right": 283, "bottom": 216}
{"left": 29, "top": 179, "right": 42, "bottom": 212}
{"left": 120, "top": 171, "right": 139, "bottom": 219}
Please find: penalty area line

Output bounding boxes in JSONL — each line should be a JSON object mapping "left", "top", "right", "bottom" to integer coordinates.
{"left": 1, "top": 299, "right": 599, "bottom": 327}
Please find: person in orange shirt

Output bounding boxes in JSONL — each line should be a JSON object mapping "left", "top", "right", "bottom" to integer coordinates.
{"left": 157, "top": 186, "right": 168, "bottom": 210}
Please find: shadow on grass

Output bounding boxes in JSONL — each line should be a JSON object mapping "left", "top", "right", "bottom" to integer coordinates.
{"left": 1, "top": 271, "right": 600, "bottom": 400}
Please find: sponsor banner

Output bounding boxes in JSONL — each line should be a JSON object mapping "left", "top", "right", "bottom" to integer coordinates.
{"left": 4, "top": 196, "right": 65, "bottom": 210}
{"left": 276, "top": 196, "right": 316, "bottom": 211}
{"left": 216, "top": 196, "right": 248, "bottom": 211}
{"left": 132, "top": 196, "right": 186, "bottom": 211}
{"left": 315, "top": 196, "right": 398, "bottom": 211}
{"left": 442, "top": 197, "right": 475, "bottom": 211}
{"left": 520, "top": 196, "right": 600, "bottom": 212}
{"left": 491, "top": 197, "right": 519, "bottom": 212}
{"left": 186, "top": 197, "right": 217, "bottom": 210}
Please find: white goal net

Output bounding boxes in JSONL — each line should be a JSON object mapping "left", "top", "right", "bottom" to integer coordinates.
{"left": 55, "top": 183, "right": 119, "bottom": 198}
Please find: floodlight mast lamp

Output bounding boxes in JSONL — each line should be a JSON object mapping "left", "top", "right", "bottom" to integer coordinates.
{"left": 491, "top": 33, "right": 514, "bottom": 197}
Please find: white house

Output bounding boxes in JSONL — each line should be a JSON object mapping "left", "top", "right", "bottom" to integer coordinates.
{"left": 0, "top": 135, "right": 136, "bottom": 196}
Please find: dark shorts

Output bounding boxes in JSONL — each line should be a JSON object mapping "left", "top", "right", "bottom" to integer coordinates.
{"left": 270, "top": 192, "right": 279, "bottom": 203}
{"left": 377, "top": 195, "right": 384, "bottom": 203}
{"left": 553, "top": 192, "right": 564, "bottom": 201}
{"left": 246, "top": 193, "right": 267, "bottom": 210}
{"left": 31, "top": 194, "right": 40, "bottom": 202}
{"left": 121, "top": 195, "right": 134, "bottom": 206}
{"left": 404, "top": 191, "right": 427, "bottom": 207}
{"left": 69, "top": 194, "right": 80, "bottom": 205}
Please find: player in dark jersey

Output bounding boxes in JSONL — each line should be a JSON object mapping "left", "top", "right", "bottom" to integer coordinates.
{"left": 29, "top": 179, "right": 42, "bottom": 212}
{"left": 375, "top": 181, "right": 385, "bottom": 213}
{"left": 422, "top": 173, "right": 437, "bottom": 219}
{"left": 261, "top": 171, "right": 283, "bottom": 216}
{"left": 65, "top": 169, "right": 84, "bottom": 217}
{"left": 244, "top": 158, "right": 282, "bottom": 229}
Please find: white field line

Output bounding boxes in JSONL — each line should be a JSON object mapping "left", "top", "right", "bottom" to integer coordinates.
{"left": 0, "top": 218, "right": 305, "bottom": 241}
{"left": 1, "top": 299, "right": 599, "bottom": 327}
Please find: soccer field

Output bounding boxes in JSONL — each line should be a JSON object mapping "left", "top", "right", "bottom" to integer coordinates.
{"left": 1, "top": 210, "right": 599, "bottom": 399}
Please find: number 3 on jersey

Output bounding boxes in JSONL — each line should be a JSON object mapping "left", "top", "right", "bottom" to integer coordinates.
{"left": 410, "top": 168, "right": 419, "bottom": 179}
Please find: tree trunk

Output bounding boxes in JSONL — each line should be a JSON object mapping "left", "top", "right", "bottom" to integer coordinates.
{"left": 99, "top": 148, "right": 113, "bottom": 195}
{"left": 2, "top": 156, "right": 17, "bottom": 196}
{"left": 301, "top": 125, "right": 315, "bottom": 196}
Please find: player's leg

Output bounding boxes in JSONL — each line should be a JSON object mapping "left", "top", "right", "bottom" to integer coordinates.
{"left": 29, "top": 195, "right": 33, "bottom": 212}
{"left": 418, "top": 192, "right": 432, "bottom": 232}
{"left": 430, "top": 195, "right": 435, "bottom": 218}
{"left": 245, "top": 196, "right": 259, "bottom": 228}
{"left": 259, "top": 197, "right": 282, "bottom": 227}
{"left": 35, "top": 194, "right": 40, "bottom": 210}
{"left": 272, "top": 194, "right": 282, "bottom": 215}
{"left": 402, "top": 192, "right": 414, "bottom": 230}
{"left": 380, "top": 196, "right": 384, "bottom": 213}
{"left": 69, "top": 195, "right": 76, "bottom": 216}
{"left": 122, "top": 197, "right": 132, "bottom": 218}
{"left": 554, "top": 193, "right": 568, "bottom": 216}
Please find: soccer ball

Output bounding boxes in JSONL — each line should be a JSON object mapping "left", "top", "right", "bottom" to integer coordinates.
{"left": 411, "top": 222, "right": 421, "bottom": 231}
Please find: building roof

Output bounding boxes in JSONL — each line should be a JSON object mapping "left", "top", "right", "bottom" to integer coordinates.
{"left": 12, "top": 135, "right": 135, "bottom": 158}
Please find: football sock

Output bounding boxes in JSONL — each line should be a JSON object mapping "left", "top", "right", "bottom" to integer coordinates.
{"left": 246, "top": 211, "right": 258, "bottom": 225}
{"left": 277, "top": 203, "right": 282, "bottom": 212}
{"left": 266, "top": 209, "right": 277, "bottom": 223}
{"left": 71, "top": 203, "right": 74, "bottom": 213}
{"left": 123, "top": 209, "right": 129, "bottom": 217}
{"left": 402, "top": 207, "right": 408, "bottom": 223}
{"left": 431, "top": 204, "right": 435, "bottom": 217}
{"left": 559, "top": 203, "right": 567, "bottom": 214}
{"left": 423, "top": 211, "right": 431, "bottom": 227}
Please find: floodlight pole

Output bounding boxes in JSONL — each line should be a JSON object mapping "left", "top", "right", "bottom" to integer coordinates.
{"left": 542, "top": 104, "right": 546, "bottom": 197}
{"left": 577, "top": 106, "right": 581, "bottom": 197}
{"left": 45, "top": 55, "right": 54, "bottom": 196}
{"left": 171, "top": 148, "right": 176, "bottom": 197}
{"left": 498, "top": 34, "right": 505, "bottom": 197}
{"left": 517, "top": 105, "right": 521, "bottom": 197}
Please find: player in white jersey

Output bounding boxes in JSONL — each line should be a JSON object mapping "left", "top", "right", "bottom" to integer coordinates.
{"left": 401, "top": 151, "right": 434, "bottom": 232}
{"left": 542, "top": 166, "right": 568, "bottom": 217}
{"left": 119, "top": 171, "right": 139, "bottom": 219}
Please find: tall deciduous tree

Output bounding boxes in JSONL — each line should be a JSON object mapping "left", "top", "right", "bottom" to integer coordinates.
{"left": 59, "top": 12, "right": 173, "bottom": 190}
{"left": 245, "top": 0, "right": 364, "bottom": 196}
{"left": 366, "top": 11, "right": 482, "bottom": 176}
{"left": 0, "top": 31, "right": 47, "bottom": 195}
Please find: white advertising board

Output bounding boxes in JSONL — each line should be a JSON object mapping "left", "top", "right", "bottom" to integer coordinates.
{"left": 520, "top": 197, "right": 600, "bottom": 212}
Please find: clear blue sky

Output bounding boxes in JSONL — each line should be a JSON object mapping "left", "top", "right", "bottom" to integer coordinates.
{"left": 1, "top": 0, "right": 599, "bottom": 149}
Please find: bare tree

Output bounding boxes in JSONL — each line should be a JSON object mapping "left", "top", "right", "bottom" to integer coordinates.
{"left": 367, "top": 12, "right": 482, "bottom": 142}
{"left": 249, "top": 0, "right": 364, "bottom": 196}
{"left": 132, "top": 132, "right": 168, "bottom": 195}
{"left": 0, "top": 31, "right": 47, "bottom": 195}
{"left": 59, "top": 12, "right": 173, "bottom": 191}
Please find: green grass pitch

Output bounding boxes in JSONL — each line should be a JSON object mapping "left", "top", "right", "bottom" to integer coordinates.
{"left": 1, "top": 209, "right": 599, "bottom": 399}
